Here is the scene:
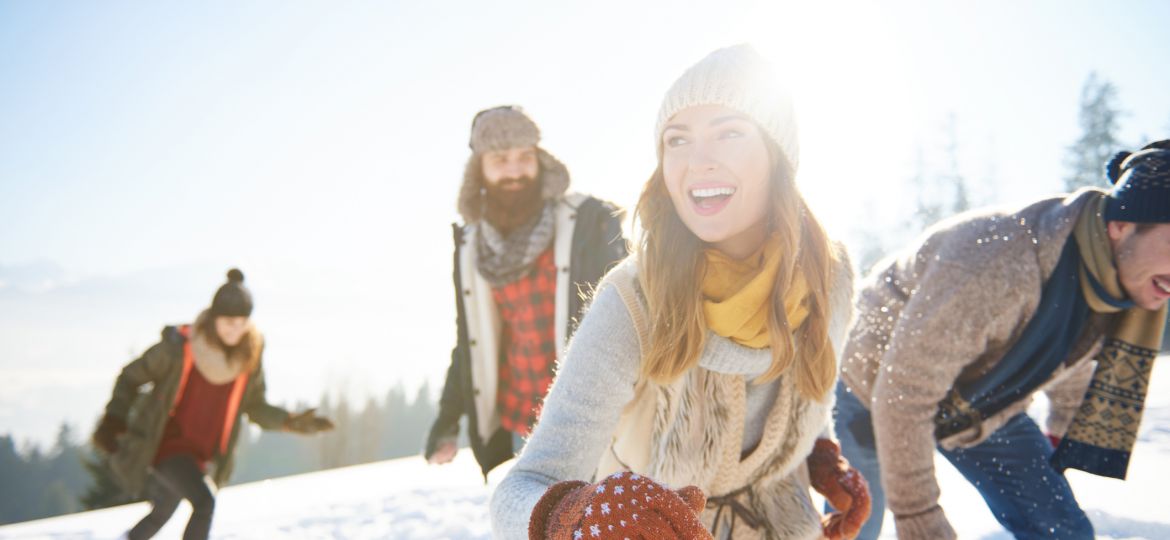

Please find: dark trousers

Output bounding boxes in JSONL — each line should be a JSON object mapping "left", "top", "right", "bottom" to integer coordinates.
{"left": 128, "top": 454, "right": 217, "bottom": 540}
{"left": 833, "top": 381, "right": 1094, "bottom": 540}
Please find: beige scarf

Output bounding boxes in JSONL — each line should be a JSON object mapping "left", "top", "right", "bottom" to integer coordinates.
{"left": 190, "top": 321, "right": 247, "bottom": 385}
{"left": 1052, "top": 195, "right": 1168, "bottom": 478}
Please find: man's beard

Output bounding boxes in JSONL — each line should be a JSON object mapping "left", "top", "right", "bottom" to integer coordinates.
{"left": 483, "top": 174, "right": 544, "bottom": 235}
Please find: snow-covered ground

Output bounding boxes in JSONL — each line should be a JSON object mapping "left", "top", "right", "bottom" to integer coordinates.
{"left": 4, "top": 356, "right": 1169, "bottom": 539}
{"left": 0, "top": 448, "right": 503, "bottom": 540}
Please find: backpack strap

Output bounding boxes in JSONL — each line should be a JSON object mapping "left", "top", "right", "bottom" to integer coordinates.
{"left": 171, "top": 325, "right": 195, "bottom": 415}
{"left": 219, "top": 373, "right": 250, "bottom": 455}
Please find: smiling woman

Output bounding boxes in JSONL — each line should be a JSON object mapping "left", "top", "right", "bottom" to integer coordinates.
{"left": 91, "top": 269, "right": 334, "bottom": 540}
{"left": 661, "top": 106, "right": 773, "bottom": 258}
{"left": 492, "top": 44, "right": 868, "bottom": 540}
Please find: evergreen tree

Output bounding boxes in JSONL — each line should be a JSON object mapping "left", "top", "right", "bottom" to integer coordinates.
{"left": 80, "top": 450, "right": 134, "bottom": 510}
{"left": 43, "top": 424, "right": 86, "bottom": 516}
{"left": 317, "top": 392, "right": 351, "bottom": 469}
{"left": 941, "top": 114, "right": 971, "bottom": 216}
{"left": 0, "top": 435, "right": 30, "bottom": 524}
{"left": 906, "top": 147, "right": 940, "bottom": 233}
{"left": 1, "top": 423, "right": 96, "bottom": 524}
{"left": 906, "top": 114, "right": 973, "bottom": 234}
{"left": 858, "top": 114, "right": 977, "bottom": 274}
{"left": 1064, "top": 72, "right": 1123, "bottom": 191}
{"left": 357, "top": 396, "right": 382, "bottom": 464}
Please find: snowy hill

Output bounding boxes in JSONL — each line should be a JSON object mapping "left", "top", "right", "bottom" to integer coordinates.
{"left": 0, "top": 449, "right": 503, "bottom": 540}
{"left": 3, "top": 357, "right": 1169, "bottom": 539}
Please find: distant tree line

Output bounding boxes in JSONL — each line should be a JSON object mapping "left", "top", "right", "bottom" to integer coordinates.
{"left": 0, "top": 425, "right": 89, "bottom": 524}
{"left": 0, "top": 382, "right": 442, "bottom": 525}
{"left": 230, "top": 381, "right": 450, "bottom": 484}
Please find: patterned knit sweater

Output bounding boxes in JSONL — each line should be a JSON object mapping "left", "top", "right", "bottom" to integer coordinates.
{"left": 840, "top": 189, "right": 1111, "bottom": 539}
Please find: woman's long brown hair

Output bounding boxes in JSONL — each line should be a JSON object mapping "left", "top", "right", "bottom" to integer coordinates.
{"left": 194, "top": 309, "right": 263, "bottom": 375}
{"left": 633, "top": 140, "right": 839, "bottom": 401}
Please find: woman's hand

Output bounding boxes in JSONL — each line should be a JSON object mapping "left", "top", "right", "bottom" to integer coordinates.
{"left": 529, "top": 471, "right": 712, "bottom": 540}
{"left": 92, "top": 414, "right": 127, "bottom": 454}
{"left": 808, "top": 438, "right": 871, "bottom": 540}
{"left": 283, "top": 408, "right": 334, "bottom": 434}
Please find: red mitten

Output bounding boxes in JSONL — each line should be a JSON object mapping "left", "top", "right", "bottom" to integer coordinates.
{"left": 529, "top": 472, "right": 713, "bottom": 540}
{"left": 808, "top": 439, "right": 871, "bottom": 540}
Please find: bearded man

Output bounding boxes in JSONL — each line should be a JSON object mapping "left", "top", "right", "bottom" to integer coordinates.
{"left": 424, "top": 106, "right": 628, "bottom": 479}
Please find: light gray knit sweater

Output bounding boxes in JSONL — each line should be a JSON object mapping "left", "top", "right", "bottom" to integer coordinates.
{"left": 490, "top": 281, "right": 785, "bottom": 538}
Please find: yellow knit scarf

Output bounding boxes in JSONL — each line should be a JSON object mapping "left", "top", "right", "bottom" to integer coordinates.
{"left": 701, "top": 235, "right": 809, "bottom": 349}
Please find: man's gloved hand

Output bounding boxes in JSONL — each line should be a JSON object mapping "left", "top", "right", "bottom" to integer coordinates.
{"left": 92, "top": 414, "right": 127, "bottom": 454}
{"left": 808, "top": 438, "right": 872, "bottom": 540}
{"left": 529, "top": 471, "right": 713, "bottom": 540}
{"left": 424, "top": 419, "right": 459, "bottom": 465}
{"left": 283, "top": 408, "right": 334, "bottom": 434}
{"left": 426, "top": 438, "right": 458, "bottom": 465}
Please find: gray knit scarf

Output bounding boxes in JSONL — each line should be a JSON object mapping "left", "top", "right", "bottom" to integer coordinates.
{"left": 476, "top": 201, "right": 556, "bottom": 287}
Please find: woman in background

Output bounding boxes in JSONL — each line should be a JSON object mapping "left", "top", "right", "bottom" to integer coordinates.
{"left": 92, "top": 269, "right": 333, "bottom": 540}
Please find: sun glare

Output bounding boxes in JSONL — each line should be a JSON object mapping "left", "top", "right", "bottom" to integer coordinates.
{"left": 743, "top": 1, "right": 925, "bottom": 241}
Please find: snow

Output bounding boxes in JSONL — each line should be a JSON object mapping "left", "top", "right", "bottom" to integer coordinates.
{"left": 3, "top": 357, "right": 1168, "bottom": 539}
{"left": 0, "top": 450, "right": 507, "bottom": 540}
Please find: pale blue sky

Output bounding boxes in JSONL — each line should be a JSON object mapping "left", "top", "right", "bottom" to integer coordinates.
{"left": 1, "top": 0, "right": 1167, "bottom": 444}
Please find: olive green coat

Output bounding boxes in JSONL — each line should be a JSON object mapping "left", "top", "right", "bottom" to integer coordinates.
{"left": 103, "top": 325, "right": 290, "bottom": 496}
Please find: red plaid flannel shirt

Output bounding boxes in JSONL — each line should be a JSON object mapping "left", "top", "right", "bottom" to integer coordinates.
{"left": 491, "top": 247, "right": 558, "bottom": 436}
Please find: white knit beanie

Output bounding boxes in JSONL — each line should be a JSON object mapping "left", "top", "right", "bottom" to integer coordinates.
{"left": 654, "top": 44, "right": 799, "bottom": 173}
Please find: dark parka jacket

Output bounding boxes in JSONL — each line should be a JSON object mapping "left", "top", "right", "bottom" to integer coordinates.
{"left": 427, "top": 192, "right": 627, "bottom": 479}
{"left": 104, "top": 326, "right": 290, "bottom": 496}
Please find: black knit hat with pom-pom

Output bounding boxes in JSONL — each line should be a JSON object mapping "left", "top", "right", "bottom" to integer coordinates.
{"left": 1104, "top": 139, "right": 1170, "bottom": 223}
{"left": 211, "top": 268, "right": 253, "bottom": 317}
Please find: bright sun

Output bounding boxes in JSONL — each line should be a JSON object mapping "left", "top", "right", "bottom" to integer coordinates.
{"left": 741, "top": 0, "right": 926, "bottom": 243}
